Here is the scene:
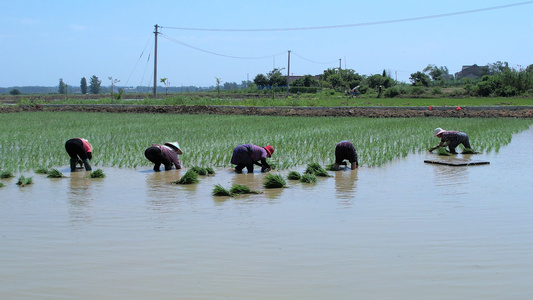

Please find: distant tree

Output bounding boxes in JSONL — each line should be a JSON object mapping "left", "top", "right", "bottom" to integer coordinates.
{"left": 80, "top": 77, "right": 87, "bottom": 94}
{"left": 366, "top": 74, "right": 394, "bottom": 89}
{"left": 423, "top": 64, "right": 451, "bottom": 82}
{"left": 487, "top": 61, "right": 509, "bottom": 75}
{"left": 253, "top": 74, "right": 269, "bottom": 87}
{"left": 409, "top": 71, "right": 431, "bottom": 87}
{"left": 9, "top": 89, "right": 21, "bottom": 95}
{"left": 58, "top": 78, "right": 67, "bottom": 94}
{"left": 215, "top": 77, "right": 221, "bottom": 96}
{"left": 292, "top": 75, "right": 319, "bottom": 87}
{"left": 326, "top": 73, "right": 342, "bottom": 89}
{"left": 267, "top": 68, "right": 286, "bottom": 87}
{"left": 89, "top": 75, "right": 101, "bottom": 94}
{"left": 223, "top": 82, "right": 238, "bottom": 90}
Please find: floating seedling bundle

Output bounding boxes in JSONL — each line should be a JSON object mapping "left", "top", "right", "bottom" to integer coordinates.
{"left": 462, "top": 148, "right": 478, "bottom": 154}
{"left": 35, "top": 167, "right": 49, "bottom": 174}
{"left": 173, "top": 170, "right": 199, "bottom": 184}
{"left": 287, "top": 171, "right": 302, "bottom": 180}
{"left": 89, "top": 169, "right": 106, "bottom": 178}
{"left": 304, "top": 163, "right": 331, "bottom": 177}
{"left": 263, "top": 174, "right": 288, "bottom": 189}
{"left": 299, "top": 173, "right": 317, "bottom": 183}
{"left": 46, "top": 169, "right": 64, "bottom": 178}
{"left": 0, "top": 170, "right": 14, "bottom": 179}
{"left": 213, "top": 184, "right": 261, "bottom": 197}
{"left": 16, "top": 175, "right": 33, "bottom": 187}
{"left": 190, "top": 166, "right": 215, "bottom": 176}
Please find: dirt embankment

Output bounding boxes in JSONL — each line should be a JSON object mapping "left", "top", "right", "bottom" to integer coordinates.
{"left": 1, "top": 104, "right": 533, "bottom": 118}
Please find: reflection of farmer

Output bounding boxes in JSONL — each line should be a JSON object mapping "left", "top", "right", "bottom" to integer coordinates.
{"left": 144, "top": 142, "right": 182, "bottom": 172}
{"left": 333, "top": 140, "right": 358, "bottom": 170}
{"left": 65, "top": 138, "right": 92, "bottom": 172}
{"left": 429, "top": 128, "right": 473, "bottom": 154}
{"left": 231, "top": 144, "right": 274, "bottom": 173}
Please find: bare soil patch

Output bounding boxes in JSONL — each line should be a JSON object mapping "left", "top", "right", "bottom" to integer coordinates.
{"left": 1, "top": 104, "right": 533, "bottom": 118}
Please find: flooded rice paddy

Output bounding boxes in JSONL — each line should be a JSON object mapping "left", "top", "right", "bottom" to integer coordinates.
{"left": 1, "top": 127, "right": 532, "bottom": 299}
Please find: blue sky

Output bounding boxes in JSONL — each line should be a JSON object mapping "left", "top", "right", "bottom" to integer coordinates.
{"left": 1, "top": 0, "right": 532, "bottom": 88}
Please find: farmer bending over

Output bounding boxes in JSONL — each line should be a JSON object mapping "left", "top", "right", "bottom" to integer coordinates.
{"left": 333, "top": 140, "right": 358, "bottom": 170}
{"left": 231, "top": 144, "right": 274, "bottom": 173}
{"left": 144, "top": 142, "right": 182, "bottom": 172}
{"left": 429, "top": 128, "right": 473, "bottom": 154}
{"left": 65, "top": 138, "right": 92, "bottom": 172}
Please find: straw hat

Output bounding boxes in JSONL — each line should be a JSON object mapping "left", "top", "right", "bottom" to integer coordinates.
{"left": 164, "top": 142, "right": 183, "bottom": 154}
{"left": 434, "top": 128, "right": 446, "bottom": 136}
{"left": 264, "top": 145, "right": 274, "bottom": 157}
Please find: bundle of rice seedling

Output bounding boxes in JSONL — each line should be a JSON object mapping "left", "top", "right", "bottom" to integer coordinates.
{"left": 213, "top": 184, "right": 232, "bottom": 196}
{"left": 436, "top": 148, "right": 450, "bottom": 156}
{"left": 173, "top": 170, "right": 199, "bottom": 184}
{"left": 287, "top": 171, "right": 301, "bottom": 180}
{"left": 16, "top": 175, "right": 33, "bottom": 186}
{"left": 299, "top": 173, "right": 317, "bottom": 183}
{"left": 304, "top": 163, "right": 331, "bottom": 177}
{"left": 89, "top": 169, "right": 106, "bottom": 178}
{"left": 0, "top": 170, "right": 14, "bottom": 179}
{"left": 263, "top": 174, "right": 287, "bottom": 189}
{"left": 46, "top": 169, "right": 64, "bottom": 178}
{"left": 230, "top": 184, "right": 261, "bottom": 195}
{"left": 35, "top": 167, "right": 49, "bottom": 174}
{"left": 0, "top": 182, "right": 5, "bottom": 188}
{"left": 205, "top": 167, "right": 215, "bottom": 175}
{"left": 190, "top": 166, "right": 208, "bottom": 175}
{"left": 462, "top": 148, "right": 478, "bottom": 154}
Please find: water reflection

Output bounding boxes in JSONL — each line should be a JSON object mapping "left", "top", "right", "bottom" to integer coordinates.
{"left": 334, "top": 169, "right": 358, "bottom": 207}
{"left": 67, "top": 171, "right": 93, "bottom": 226}
{"left": 430, "top": 160, "right": 471, "bottom": 197}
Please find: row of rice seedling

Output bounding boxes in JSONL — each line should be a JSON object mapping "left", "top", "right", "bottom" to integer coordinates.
{"left": 0, "top": 112, "right": 531, "bottom": 171}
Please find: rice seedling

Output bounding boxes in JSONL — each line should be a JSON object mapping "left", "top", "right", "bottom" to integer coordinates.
{"left": 173, "top": 170, "right": 199, "bottom": 184}
{"left": 0, "top": 170, "right": 14, "bottom": 179}
{"left": 205, "top": 167, "right": 215, "bottom": 175}
{"left": 213, "top": 184, "right": 232, "bottom": 196}
{"left": 263, "top": 174, "right": 288, "bottom": 189}
{"left": 229, "top": 184, "right": 261, "bottom": 195}
{"left": 304, "top": 163, "right": 331, "bottom": 177}
{"left": 287, "top": 171, "right": 301, "bottom": 180}
{"left": 89, "top": 169, "right": 106, "bottom": 178}
{"left": 436, "top": 148, "right": 451, "bottom": 156}
{"left": 299, "top": 173, "right": 317, "bottom": 183}
{"left": 46, "top": 169, "right": 64, "bottom": 178}
{"left": 0, "top": 182, "right": 5, "bottom": 188}
{"left": 0, "top": 112, "right": 531, "bottom": 171}
{"left": 35, "top": 167, "right": 49, "bottom": 174}
{"left": 16, "top": 175, "right": 33, "bottom": 186}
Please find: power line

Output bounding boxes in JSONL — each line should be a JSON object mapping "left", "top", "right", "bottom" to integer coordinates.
{"left": 161, "top": 1, "right": 533, "bottom": 32}
{"left": 292, "top": 52, "right": 338, "bottom": 65}
{"left": 160, "top": 33, "right": 286, "bottom": 59}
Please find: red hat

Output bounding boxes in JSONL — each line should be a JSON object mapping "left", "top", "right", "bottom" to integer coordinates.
{"left": 264, "top": 145, "right": 274, "bottom": 157}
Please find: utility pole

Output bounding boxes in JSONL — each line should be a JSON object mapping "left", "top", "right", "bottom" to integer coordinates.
{"left": 286, "top": 50, "right": 291, "bottom": 97}
{"left": 153, "top": 24, "right": 159, "bottom": 98}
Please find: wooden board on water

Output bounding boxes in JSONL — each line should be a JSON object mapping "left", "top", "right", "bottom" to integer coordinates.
{"left": 424, "top": 159, "right": 490, "bottom": 166}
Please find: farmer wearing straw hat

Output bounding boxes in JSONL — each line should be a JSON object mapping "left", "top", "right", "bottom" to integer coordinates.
{"left": 333, "top": 140, "right": 358, "bottom": 170}
{"left": 231, "top": 144, "right": 274, "bottom": 173}
{"left": 429, "top": 128, "right": 473, "bottom": 154}
{"left": 65, "top": 138, "right": 93, "bottom": 172}
{"left": 144, "top": 142, "right": 182, "bottom": 171}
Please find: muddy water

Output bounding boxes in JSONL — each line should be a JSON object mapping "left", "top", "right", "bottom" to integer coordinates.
{"left": 1, "top": 128, "right": 532, "bottom": 299}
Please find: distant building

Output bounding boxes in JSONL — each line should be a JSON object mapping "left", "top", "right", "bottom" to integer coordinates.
{"left": 455, "top": 64, "right": 489, "bottom": 79}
